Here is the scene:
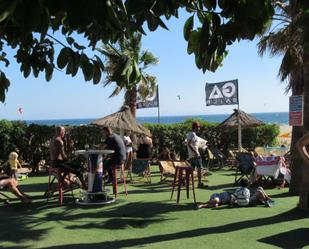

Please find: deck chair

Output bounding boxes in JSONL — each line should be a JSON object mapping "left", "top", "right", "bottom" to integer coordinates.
{"left": 206, "top": 148, "right": 215, "bottom": 169}
{"left": 174, "top": 160, "right": 209, "bottom": 181}
{"left": 234, "top": 152, "right": 255, "bottom": 185}
{"left": 206, "top": 147, "right": 225, "bottom": 169}
{"left": 227, "top": 150, "right": 237, "bottom": 168}
{"left": 158, "top": 160, "right": 175, "bottom": 182}
{"left": 254, "top": 147, "right": 267, "bottom": 156}
{"left": 173, "top": 160, "right": 191, "bottom": 168}
{"left": 129, "top": 159, "right": 151, "bottom": 183}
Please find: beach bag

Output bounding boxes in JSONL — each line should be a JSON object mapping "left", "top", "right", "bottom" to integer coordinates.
{"left": 234, "top": 187, "right": 250, "bottom": 206}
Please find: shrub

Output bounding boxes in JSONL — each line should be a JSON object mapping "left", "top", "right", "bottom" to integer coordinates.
{"left": 0, "top": 119, "right": 279, "bottom": 164}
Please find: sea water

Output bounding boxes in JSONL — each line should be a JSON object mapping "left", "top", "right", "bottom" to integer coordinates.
{"left": 24, "top": 112, "right": 288, "bottom": 126}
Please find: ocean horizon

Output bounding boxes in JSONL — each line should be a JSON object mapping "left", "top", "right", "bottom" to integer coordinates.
{"left": 21, "top": 112, "right": 289, "bottom": 126}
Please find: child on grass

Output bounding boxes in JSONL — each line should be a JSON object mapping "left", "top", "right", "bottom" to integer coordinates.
{"left": 8, "top": 152, "right": 22, "bottom": 180}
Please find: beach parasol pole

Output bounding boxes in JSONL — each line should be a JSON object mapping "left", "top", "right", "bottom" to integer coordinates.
{"left": 237, "top": 105, "right": 242, "bottom": 152}
{"left": 157, "top": 86, "right": 161, "bottom": 124}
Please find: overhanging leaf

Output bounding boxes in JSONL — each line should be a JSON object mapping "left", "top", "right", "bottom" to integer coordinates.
{"left": 184, "top": 16, "right": 194, "bottom": 41}
{"left": 0, "top": 71, "right": 10, "bottom": 102}
{"left": 57, "top": 48, "right": 69, "bottom": 69}
{"left": 0, "top": 0, "right": 17, "bottom": 22}
{"left": 66, "top": 37, "right": 75, "bottom": 45}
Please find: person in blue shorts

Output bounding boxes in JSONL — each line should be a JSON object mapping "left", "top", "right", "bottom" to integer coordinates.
{"left": 198, "top": 191, "right": 232, "bottom": 208}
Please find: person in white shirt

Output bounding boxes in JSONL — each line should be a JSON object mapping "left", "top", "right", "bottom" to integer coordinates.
{"left": 123, "top": 132, "right": 133, "bottom": 171}
{"left": 186, "top": 121, "right": 207, "bottom": 188}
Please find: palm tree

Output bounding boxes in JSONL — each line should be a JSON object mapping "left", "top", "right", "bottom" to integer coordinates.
{"left": 258, "top": 0, "right": 309, "bottom": 195}
{"left": 98, "top": 33, "right": 159, "bottom": 117}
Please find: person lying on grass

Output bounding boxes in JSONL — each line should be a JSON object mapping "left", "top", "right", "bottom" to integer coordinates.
{"left": 198, "top": 179, "right": 273, "bottom": 209}
{"left": 232, "top": 179, "right": 273, "bottom": 208}
{"left": 198, "top": 191, "right": 232, "bottom": 208}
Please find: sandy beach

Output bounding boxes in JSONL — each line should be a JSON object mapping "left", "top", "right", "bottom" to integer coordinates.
{"left": 278, "top": 125, "right": 292, "bottom": 146}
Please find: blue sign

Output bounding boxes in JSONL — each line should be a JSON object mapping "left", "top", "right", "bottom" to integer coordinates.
{"left": 289, "top": 95, "right": 303, "bottom": 126}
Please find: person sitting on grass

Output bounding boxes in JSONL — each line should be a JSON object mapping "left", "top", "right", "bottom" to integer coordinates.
{"left": 198, "top": 191, "right": 232, "bottom": 208}
{"left": 0, "top": 176, "right": 32, "bottom": 204}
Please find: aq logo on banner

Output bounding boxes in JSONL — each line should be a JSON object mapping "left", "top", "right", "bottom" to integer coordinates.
{"left": 205, "top": 79, "right": 239, "bottom": 106}
{"left": 136, "top": 85, "right": 159, "bottom": 109}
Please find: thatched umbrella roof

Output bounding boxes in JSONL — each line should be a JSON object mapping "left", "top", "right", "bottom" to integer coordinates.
{"left": 90, "top": 105, "right": 151, "bottom": 136}
{"left": 218, "top": 109, "right": 264, "bottom": 128}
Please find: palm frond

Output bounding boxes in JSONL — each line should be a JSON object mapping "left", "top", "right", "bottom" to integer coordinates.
{"left": 97, "top": 32, "right": 158, "bottom": 99}
{"left": 141, "top": 50, "right": 159, "bottom": 68}
{"left": 109, "top": 85, "right": 123, "bottom": 98}
{"left": 278, "top": 48, "right": 300, "bottom": 82}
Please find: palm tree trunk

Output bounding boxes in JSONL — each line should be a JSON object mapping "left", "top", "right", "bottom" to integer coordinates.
{"left": 298, "top": 52, "right": 309, "bottom": 209}
{"left": 289, "top": 126, "right": 305, "bottom": 194}
{"left": 289, "top": 68, "right": 305, "bottom": 194}
{"left": 124, "top": 86, "right": 137, "bottom": 118}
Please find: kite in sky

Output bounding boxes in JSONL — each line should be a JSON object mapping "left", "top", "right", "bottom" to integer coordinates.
{"left": 18, "top": 107, "right": 23, "bottom": 114}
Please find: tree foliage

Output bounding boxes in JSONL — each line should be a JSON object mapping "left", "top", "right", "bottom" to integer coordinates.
{"left": 0, "top": 0, "right": 275, "bottom": 102}
{"left": 258, "top": 0, "right": 305, "bottom": 93}
{"left": 98, "top": 33, "right": 158, "bottom": 118}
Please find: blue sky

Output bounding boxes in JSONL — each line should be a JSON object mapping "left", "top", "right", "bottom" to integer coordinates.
{"left": 0, "top": 11, "right": 288, "bottom": 121}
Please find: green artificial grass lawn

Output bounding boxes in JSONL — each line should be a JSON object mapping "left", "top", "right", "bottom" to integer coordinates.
{"left": 1, "top": 167, "right": 309, "bottom": 249}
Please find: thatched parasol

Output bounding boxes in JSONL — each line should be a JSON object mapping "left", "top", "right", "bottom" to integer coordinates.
{"left": 90, "top": 105, "right": 151, "bottom": 137}
{"left": 218, "top": 109, "right": 264, "bottom": 151}
{"left": 218, "top": 109, "right": 264, "bottom": 128}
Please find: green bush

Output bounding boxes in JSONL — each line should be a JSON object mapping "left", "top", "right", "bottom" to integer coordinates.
{"left": 145, "top": 120, "right": 279, "bottom": 159}
{"left": 0, "top": 120, "right": 28, "bottom": 162}
{"left": 0, "top": 119, "right": 279, "bottom": 164}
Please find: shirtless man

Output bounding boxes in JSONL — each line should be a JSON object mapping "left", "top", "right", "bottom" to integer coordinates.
{"left": 49, "top": 126, "right": 85, "bottom": 188}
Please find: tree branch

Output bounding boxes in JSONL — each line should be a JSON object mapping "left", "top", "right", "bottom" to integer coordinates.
{"left": 46, "top": 34, "right": 68, "bottom": 48}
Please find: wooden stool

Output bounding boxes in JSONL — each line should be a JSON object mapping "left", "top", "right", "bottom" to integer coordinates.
{"left": 112, "top": 164, "right": 128, "bottom": 198}
{"left": 170, "top": 165, "right": 196, "bottom": 204}
{"left": 45, "top": 167, "right": 75, "bottom": 205}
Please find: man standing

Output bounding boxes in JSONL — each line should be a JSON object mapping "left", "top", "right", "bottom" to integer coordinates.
{"left": 186, "top": 121, "right": 207, "bottom": 188}
{"left": 102, "top": 127, "right": 126, "bottom": 183}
